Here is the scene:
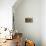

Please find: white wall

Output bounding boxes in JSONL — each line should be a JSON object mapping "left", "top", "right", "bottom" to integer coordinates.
{"left": 41, "top": 0, "right": 46, "bottom": 46}
{"left": 13, "top": 0, "right": 46, "bottom": 46}
{"left": 13, "top": 0, "right": 41, "bottom": 46}
{"left": 0, "top": 0, "right": 16, "bottom": 30}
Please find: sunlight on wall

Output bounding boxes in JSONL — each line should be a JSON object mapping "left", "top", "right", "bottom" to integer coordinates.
{"left": 0, "top": 0, "right": 16, "bottom": 30}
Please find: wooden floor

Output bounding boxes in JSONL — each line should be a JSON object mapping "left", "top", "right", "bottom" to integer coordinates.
{"left": 0, "top": 39, "right": 16, "bottom": 46}
{"left": 0, "top": 33, "right": 23, "bottom": 46}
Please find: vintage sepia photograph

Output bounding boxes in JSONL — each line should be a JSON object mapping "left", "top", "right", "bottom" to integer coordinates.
{"left": 0, "top": 0, "right": 46, "bottom": 46}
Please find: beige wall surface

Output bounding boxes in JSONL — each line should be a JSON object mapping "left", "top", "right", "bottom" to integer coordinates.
{"left": 0, "top": 0, "right": 46, "bottom": 46}
{"left": 13, "top": 0, "right": 41, "bottom": 46}
{"left": 13, "top": 0, "right": 46, "bottom": 46}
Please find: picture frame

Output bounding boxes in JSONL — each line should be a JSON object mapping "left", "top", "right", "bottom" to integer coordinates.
{"left": 25, "top": 17, "right": 33, "bottom": 23}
